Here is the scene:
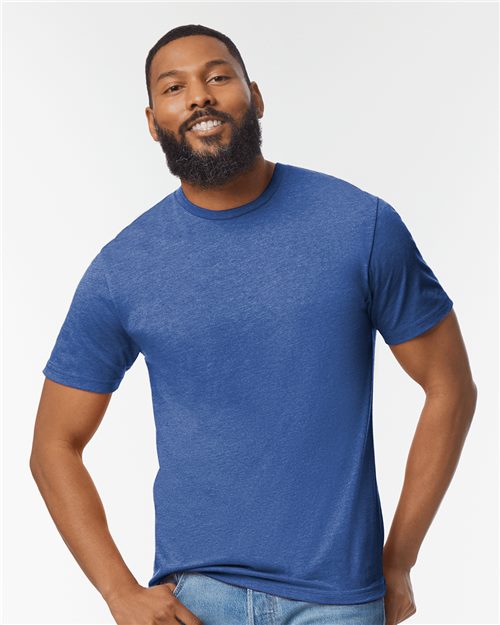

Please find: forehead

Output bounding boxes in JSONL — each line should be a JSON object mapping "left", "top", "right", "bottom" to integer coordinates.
{"left": 150, "top": 35, "right": 241, "bottom": 85}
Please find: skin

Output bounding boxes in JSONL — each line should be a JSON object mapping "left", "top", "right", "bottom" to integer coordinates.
{"left": 30, "top": 34, "right": 477, "bottom": 625}
{"left": 145, "top": 34, "right": 276, "bottom": 206}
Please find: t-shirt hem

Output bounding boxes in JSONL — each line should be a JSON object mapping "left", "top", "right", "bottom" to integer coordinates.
{"left": 200, "top": 572, "right": 386, "bottom": 604}
{"left": 42, "top": 362, "right": 121, "bottom": 393}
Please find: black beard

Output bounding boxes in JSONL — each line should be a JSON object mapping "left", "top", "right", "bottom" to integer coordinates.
{"left": 153, "top": 101, "right": 263, "bottom": 189}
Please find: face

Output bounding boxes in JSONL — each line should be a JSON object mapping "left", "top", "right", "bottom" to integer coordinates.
{"left": 145, "top": 35, "right": 264, "bottom": 189}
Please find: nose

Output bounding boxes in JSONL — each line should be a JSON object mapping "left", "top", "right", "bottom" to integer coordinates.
{"left": 186, "top": 78, "right": 216, "bottom": 110}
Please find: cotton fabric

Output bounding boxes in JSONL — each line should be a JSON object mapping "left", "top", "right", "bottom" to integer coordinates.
{"left": 42, "top": 162, "right": 453, "bottom": 603}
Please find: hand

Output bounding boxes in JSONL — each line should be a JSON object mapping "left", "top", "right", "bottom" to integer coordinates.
{"left": 382, "top": 562, "right": 417, "bottom": 625}
{"left": 105, "top": 581, "right": 204, "bottom": 625}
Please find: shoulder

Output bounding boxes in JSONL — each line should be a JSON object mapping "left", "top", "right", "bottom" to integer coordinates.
{"left": 283, "top": 162, "right": 378, "bottom": 209}
{"left": 282, "top": 162, "right": 382, "bottom": 231}
{"left": 96, "top": 193, "right": 175, "bottom": 267}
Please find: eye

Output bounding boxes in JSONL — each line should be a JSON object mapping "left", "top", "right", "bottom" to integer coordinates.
{"left": 162, "top": 75, "right": 229, "bottom": 95}
{"left": 163, "top": 84, "right": 181, "bottom": 94}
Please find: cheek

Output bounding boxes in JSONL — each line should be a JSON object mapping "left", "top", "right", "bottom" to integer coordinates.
{"left": 226, "top": 99, "right": 254, "bottom": 125}
{"left": 153, "top": 100, "right": 184, "bottom": 128}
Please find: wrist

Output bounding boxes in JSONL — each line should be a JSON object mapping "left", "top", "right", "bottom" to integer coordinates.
{"left": 383, "top": 544, "right": 417, "bottom": 571}
{"left": 102, "top": 578, "right": 141, "bottom": 606}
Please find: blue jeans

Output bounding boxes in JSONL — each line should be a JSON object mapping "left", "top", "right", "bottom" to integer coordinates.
{"left": 161, "top": 571, "right": 386, "bottom": 625}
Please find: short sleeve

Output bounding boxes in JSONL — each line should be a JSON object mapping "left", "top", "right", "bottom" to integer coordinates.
{"left": 42, "top": 251, "right": 141, "bottom": 392}
{"left": 367, "top": 197, "right": 454, "bottom": 345}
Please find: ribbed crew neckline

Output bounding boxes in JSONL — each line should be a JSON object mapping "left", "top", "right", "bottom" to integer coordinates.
{"left": 173, "top": 162, "right": 285, "bottom": 220}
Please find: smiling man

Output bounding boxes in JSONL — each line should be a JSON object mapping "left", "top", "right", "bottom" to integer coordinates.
{"left": 146, "top": 41, "right": 265, "bottom": 190}
{"left": 32, "top": 24, "right": 477, "bottom": 625}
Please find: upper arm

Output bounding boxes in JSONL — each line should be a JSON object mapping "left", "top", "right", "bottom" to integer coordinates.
{"left": 368, "top": 197, "right": 454, "bottom": 347}
{"left": 367, "top": 197, "right": 476, "bottom": 396}
{"left": 388, "top": 308, "right": 476, "bottom": 396}
{"left": 41, "top": 250, "right": 140, "bottom": 393}
{"left": 31, "top": 378, "right": 113, "bottom": 456}
{"left": 34, "top": 250, "right": 140, "bottom": 456}
{"left": 34, "top": 250, "right": 140, "bottom": 457}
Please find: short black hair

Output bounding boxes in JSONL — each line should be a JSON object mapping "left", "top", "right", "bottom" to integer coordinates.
{"left": 145, "top": 24, "right": 252, "bottom": 107}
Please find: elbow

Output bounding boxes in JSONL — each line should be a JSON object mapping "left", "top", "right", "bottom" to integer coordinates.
{"left": 469, "top": 380, "right": 478, "bottom": 418}
{"left": 29, "top": 442, "right": 52, "bottom": 479}
{"left": 29, "top": 448, "right": 43, "bottom": 479}
{"left": 426, "top": 377, "right": 478, "bottom": 421}
{"left": 459, "top": 379, "right": 478, "bottom": 423}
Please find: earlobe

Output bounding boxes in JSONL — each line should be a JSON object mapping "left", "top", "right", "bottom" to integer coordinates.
{"left": 152, "top": 121, "right": 160, "bottom": 142}
{"left": 148, "top": 127, "right": 159, "bottom": 142}
{"left": 249, "top": 82, "right": 263, "bottom": 103}
{"left": 145, "top": 109, "right": 159, "bottom": 142}
{"left": 250, "top": 94, "right": 264, "bottom": 119}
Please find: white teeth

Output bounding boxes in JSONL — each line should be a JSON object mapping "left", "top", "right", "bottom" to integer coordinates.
{"left": 191, "top": 119, "right": 223, "bottom": 131}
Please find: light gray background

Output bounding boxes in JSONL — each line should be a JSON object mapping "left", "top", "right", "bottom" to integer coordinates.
{"left": 2, "top": 1, "right": 498, "bottom": 624}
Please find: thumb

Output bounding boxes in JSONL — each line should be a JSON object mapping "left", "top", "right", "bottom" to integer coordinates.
{"left": 164, "top": 581, "right": 177, "bottom": 593}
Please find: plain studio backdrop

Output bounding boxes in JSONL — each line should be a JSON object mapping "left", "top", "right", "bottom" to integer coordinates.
{"left": 2, "top": 2, "right": 497, "bottom": 624}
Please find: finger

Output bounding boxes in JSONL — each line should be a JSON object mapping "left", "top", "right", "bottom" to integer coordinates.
{"left": 173, "top": 599, "right": 204, "bottom": 625}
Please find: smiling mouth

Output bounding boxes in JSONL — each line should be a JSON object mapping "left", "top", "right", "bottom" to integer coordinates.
{"left": 189, "top": 121, "right": 226, "bottom": 135}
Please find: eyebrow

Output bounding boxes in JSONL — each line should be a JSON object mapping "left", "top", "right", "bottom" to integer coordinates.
{"left": 155, "top": 59, "right": 232, "bottom": 84}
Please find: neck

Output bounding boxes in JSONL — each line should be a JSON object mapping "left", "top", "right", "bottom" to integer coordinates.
{"left": 179, "top": 156, "right": 276, "bottom": 211}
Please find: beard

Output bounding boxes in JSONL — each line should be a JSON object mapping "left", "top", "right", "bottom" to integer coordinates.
{"left": 153, "top": 100, "right": 263, "bottom": 189}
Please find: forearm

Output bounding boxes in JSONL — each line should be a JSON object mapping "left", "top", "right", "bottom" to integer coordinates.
{"left": 383, "top": 383, "right": 477, "bottom": 570}
{"left": 30, "top": 442, "right": 139, "bottom": 603}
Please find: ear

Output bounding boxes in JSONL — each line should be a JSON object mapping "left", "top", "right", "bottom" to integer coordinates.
{"left": 145, "top": 107, "right": 159, "bottom": 142}
{"left": 249, "top": 81, "right": 264, "bottom": 118}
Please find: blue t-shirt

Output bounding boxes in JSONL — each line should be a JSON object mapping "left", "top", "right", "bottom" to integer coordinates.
{"left": 42, "top": 162, "right": 454, "bottom": 604}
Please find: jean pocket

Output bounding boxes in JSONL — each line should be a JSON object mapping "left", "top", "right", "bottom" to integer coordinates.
{"left": 159, "top": 572, "right": 184, "bottom": 596}
{"left": 172, "top": 572, "right": 188, "bottom": 598}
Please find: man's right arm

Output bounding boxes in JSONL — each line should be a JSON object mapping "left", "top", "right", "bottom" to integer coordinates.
{"left": 30, "top": 378, "right": 203, "bottom": 624}
{"left": 29, "top": 378, "right": 140, "bottom": 604}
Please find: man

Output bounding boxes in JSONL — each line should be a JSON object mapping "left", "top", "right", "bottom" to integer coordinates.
{"left": 31, "top": 24, "right": 477, "bottom": 625}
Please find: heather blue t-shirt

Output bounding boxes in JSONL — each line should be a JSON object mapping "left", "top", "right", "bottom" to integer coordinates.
{"left": 42, "top": 162, "right": 454, "bottom": 604}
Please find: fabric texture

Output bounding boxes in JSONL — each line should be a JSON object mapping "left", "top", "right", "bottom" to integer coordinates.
{"left": 42, "top": 162, "right": 453, "bottom": 604}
